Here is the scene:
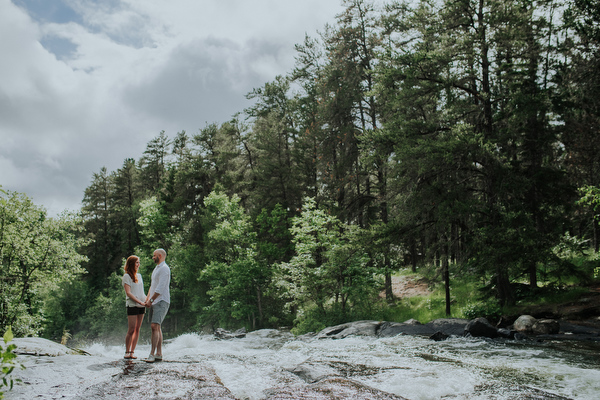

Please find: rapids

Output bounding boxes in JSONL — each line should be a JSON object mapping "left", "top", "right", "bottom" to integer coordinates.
{"left": 7, "top": 329, "right": 600, "bottom": 399}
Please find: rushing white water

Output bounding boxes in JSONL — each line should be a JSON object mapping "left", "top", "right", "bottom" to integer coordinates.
{"left": 8, "top": 330, "right": 600, "bottom": 400}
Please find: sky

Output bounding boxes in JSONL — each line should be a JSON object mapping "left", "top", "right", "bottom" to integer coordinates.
{"left": 0, "top": 0, "right": 351, "bottom": 217}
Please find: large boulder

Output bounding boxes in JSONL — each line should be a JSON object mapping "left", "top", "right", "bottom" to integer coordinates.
{"left": 214, "top": 327, "right": 247, "bottom": 340}
{"left": 532, "top": 319, "right": 560, "bottom": 335}
{"left": 426, "top": 318, "right": 469, "bottom": 336}
{"left": 378, "top": 320, "right": 437, "bottom": 337}
{"left": 464, "top": 318, "right": 499, "bottom": 338}
{"left": 316, "top": 320, "right": 381, "bottom": 339}
{"left": 318, "top": 318, "right": 471, "bottom": 339}
{"left": 513, "top": 315, "right": 537, "bottom": 333}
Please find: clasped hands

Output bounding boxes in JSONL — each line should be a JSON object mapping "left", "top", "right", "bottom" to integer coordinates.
{"left": 136, "top": 298, "right": 153, "bottom": 308}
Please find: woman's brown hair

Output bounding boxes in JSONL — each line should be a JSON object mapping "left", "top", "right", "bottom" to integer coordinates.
{"left": 124, "top": 255, "right": 139, "bottom": 283}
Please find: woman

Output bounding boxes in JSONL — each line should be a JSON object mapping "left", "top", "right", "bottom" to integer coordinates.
{"left": 122, "top": 255, "right": 146, "bottom": 359}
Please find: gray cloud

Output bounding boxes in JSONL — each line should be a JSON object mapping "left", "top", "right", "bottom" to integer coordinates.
{"left": 0, "top": 0, "right": 349, "bottom": 216}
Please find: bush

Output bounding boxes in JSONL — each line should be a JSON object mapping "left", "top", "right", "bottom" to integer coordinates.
{"left": 462, "top": 301, "right": 502, "bottom": 322}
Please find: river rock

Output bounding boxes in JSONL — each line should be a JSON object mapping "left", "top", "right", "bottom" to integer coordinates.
{"left": 497, "top": 328, "right": 516, "bottom": 339}
{"left": 426, "top": 318, "right": 469, "bottom": 336}
{"left": 214, "top": 327, "right": 247, "bottom": 340}
{"left": 378, "top": 320, "right": 435, "bottom": 337}
{"left": 12, "top": 337, "right": 85, "bottom": 356}
{"left": 513, "top": 315, "right": 537, "bottom": 333}
{"left": 316, "top": 320, "right": 381, "bottom": 339}
{"left": 287, "top": 361, "right": 341, "bottom": 383}
{"left": 317, "top": 318, "right": 471, "bottom": 339}
{"left": 464, "top": 317, "right": 499, "bottom": 338}
{"left": 430, "top": 331, "right": 450, "bottom": 341}
{"left": 560, "top": 321, "right": 600, "bottom": 335}
{"left": 532, "top": 319, "right": 560, "bottom": 335}
{"left": 81, "top": 361, "right": 236, "bottom": 399}
{"left": 264, "top": 377, "right": 409, "bottom": 399}
{"left": 315, "top": 316, "right": 600, "bottom": 342}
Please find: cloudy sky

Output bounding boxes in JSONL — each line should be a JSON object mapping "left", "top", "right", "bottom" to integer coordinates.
{"left": 0, "top": 0, "right": 352, "bottom": 216}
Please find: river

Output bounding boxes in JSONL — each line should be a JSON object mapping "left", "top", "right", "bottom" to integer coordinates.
{"left": 7, "top": 329, "right": 600, "bottom": 399}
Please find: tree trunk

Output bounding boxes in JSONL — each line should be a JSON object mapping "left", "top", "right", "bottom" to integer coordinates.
{"left": 385, "top": 269, "right": 394, "bottom": 303}
{"left": 442, "top": 240, "right": 451, "bottom": 316}
{"left": 529, "top": 261, "right": 538, "bottom": 289}
{"left": 496, "top": 265, "right": 514, "bottom": 306}
{"left": 410, "top": 237, "right": 417, "bottom": 273}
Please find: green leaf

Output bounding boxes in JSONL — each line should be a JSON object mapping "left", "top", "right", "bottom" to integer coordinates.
{"left": 2, "top": 328, "right": 12, "bottom": 345}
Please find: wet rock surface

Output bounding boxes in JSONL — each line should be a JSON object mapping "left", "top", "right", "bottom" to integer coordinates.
{"left": 81, "top": 360, "right": 237, "bottom": 399}
{"left": 9, "top": 334, "right": 596, "bottom": 400}
{"left": 316, "top": 315, "right": 600, "bottom": 343}
{"left": 215, "top": 327, "right": 248, "bottom": 340}
{"left": 316, "top": 318, "right": 472, "bottom": 340}
{"left": 68, "top": 357, "right": 413, "bottom": 399}
{"left": 264, "top": 377, "right": 409, "bottom": 399}
{"left": 12, "top": 337, "right": 86, "bottom": 356}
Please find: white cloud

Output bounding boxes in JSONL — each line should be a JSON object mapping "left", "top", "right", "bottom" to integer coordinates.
{"left": 0, "top": 0, "right": 348, "bottom": 216}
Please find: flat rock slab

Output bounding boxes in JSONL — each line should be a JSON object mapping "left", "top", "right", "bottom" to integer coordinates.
{"left": 264, "top": 377, "right": 409, "bottom": 399}
{"left": 81, "top": 360, "right": 236, "bottom": 399}
{"left": 79, "top": 359, "right": 408, "bottom": 399}
{"left": 12, "top": 337, "right": 82, "bottom": 356}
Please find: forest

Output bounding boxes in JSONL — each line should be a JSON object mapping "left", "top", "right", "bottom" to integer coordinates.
{"left": 1, "top": 0, "right": 600, "bottom": 343}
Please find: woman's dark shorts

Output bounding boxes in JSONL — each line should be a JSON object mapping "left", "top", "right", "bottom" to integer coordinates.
{"left": 126, "top": 306, "right": 146, "bottom": 316}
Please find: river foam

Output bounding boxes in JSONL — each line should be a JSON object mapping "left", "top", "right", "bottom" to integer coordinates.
{"left": 8, "top": 330, "right": 600, "bottom": 399}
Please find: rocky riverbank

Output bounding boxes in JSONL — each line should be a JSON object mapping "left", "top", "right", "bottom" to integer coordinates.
{"left": 312, "top": 316, "right": 600, "bottom": 342}
{"left": 11, "top": 326, "right": 595, "bottom": 400}
{"left": 317, "top": 286, "right": 600, "bottom": 343}
{"left": 6, "top": 284, "right": 598, "bottom": 399}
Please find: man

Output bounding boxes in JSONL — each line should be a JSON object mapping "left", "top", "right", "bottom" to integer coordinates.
{"left": 144, "top": 248, "right": 171, "bottom": 363}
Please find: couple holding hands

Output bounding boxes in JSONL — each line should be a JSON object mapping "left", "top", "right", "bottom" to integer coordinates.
{"left": 122, "top": 248, "right": 171, "bottom": 363}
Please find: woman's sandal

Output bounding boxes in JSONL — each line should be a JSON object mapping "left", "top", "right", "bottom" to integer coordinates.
{"left": 130, "top": 353, "right": 137, "bottom": 359}
{"left": 124, "top": 352, "right": 132, "bottom": 359}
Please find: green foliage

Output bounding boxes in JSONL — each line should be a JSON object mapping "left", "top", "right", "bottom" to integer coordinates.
{"left": 1, "top": 327, "right": 23, "bottom": 398}
{"left": 167, "top": 242, "right": 210, "bottom": 333}
{"left": 199, "top": 191, "right": 269, "bottom": 329}
{"left": 462, "top": 301, "right": 502, "bottom": 322}
{"left": 42, "top": 279, "right": 94, "bottom": 342}
{"left": 513, "top": 285, "right": 590, "bottom": 308}
{"left": 255, "top": 204, "right": 293, "bottom": 265}
{"left": 137, "top": 196, "right": 169, "bottom": 251}
{"left": 0, "top": 190, "right": 88, "bottom": 336}
{"left": 75, "top": 273, "right": 128, "bottom": 343}
{"left": 278, "top": 197, "right": 379, "bottom": 325}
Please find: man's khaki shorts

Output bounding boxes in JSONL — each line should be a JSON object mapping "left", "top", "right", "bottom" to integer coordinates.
{"left": 149, "top": 301, "right": 169, "bottom": 324}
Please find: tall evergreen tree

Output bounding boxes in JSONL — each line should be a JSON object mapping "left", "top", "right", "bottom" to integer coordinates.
{"left": 81, "top": 167, "right": 119, "bottom": 291}
{"left": 246, "top": 76, "right": 302, "bottom": 213}
{"left": 139, "top": 130, "right": 171, "bottom": 196}
{"left": 112, "top": 158, "right": 141, "bottom": 258}
{"left": 376, "top": 0, "right": 569, "bottom": 306}
{"left": 557, "top": 0, "right": 600, "bottom": 248}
